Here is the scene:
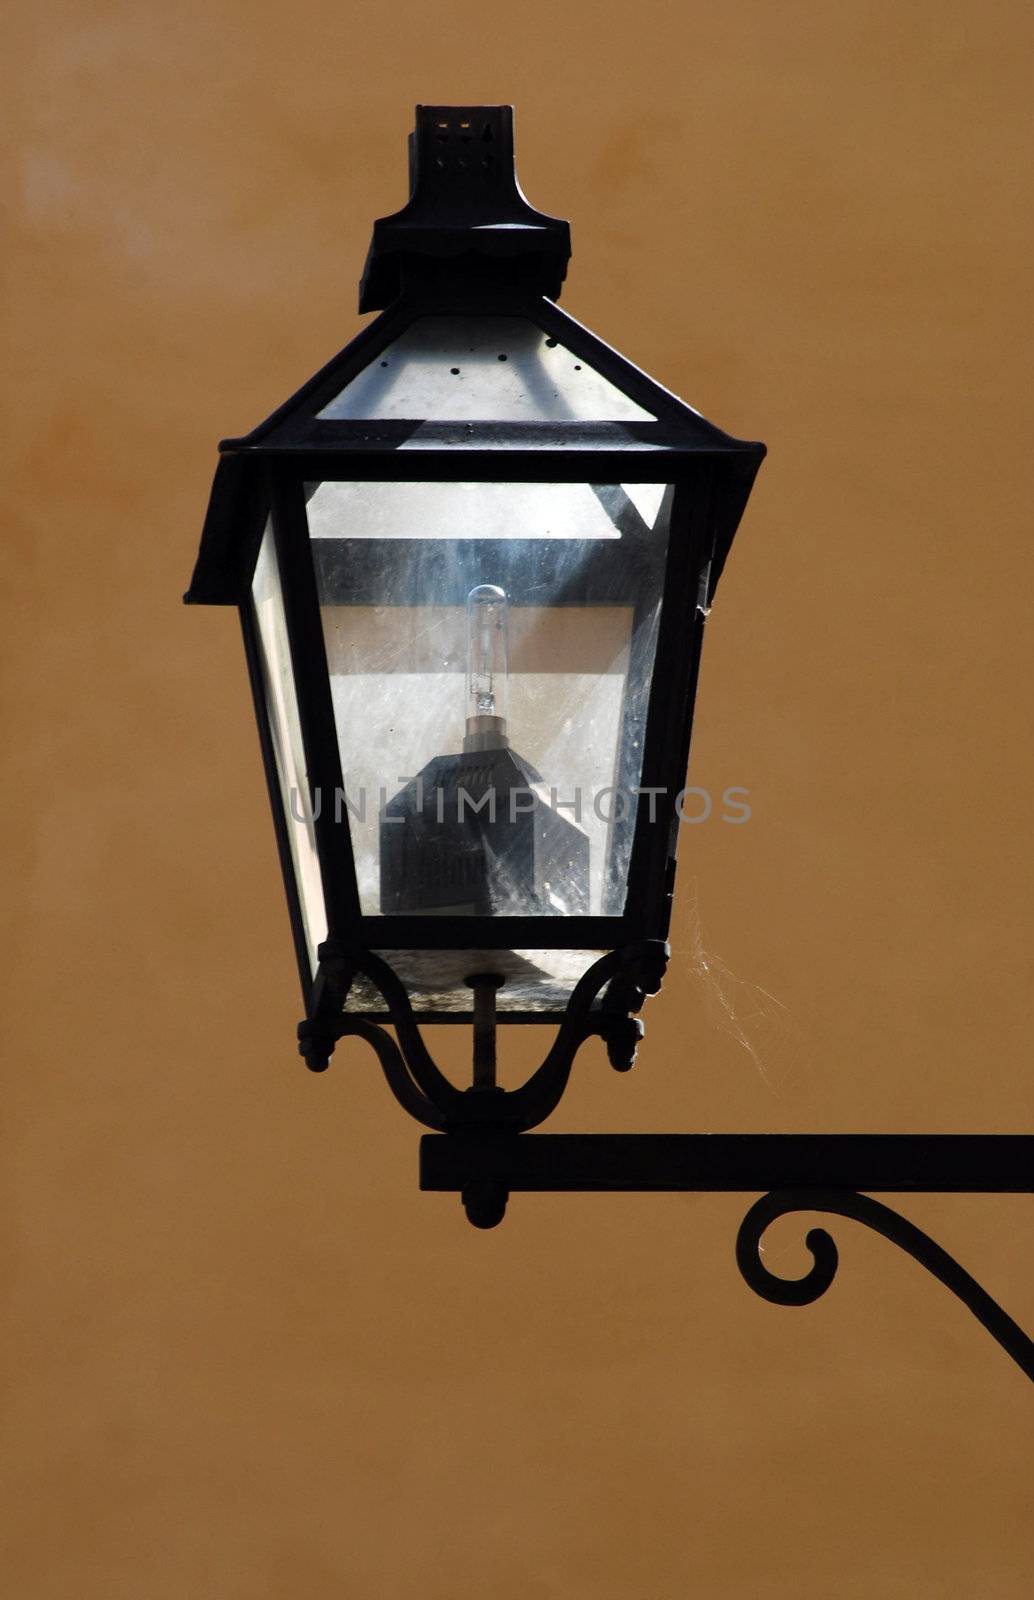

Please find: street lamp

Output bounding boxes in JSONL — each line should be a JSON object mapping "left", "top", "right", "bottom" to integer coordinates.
{"left": 186, "top": 104, "right": 764, "bottom": 1148}
{"left": 187, "top": 106, "right": 1034, "bottom": 1378}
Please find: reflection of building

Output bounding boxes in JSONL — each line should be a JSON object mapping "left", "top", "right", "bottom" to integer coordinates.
{"left": 381, "top": 747, "right": 589, "bottom": 916}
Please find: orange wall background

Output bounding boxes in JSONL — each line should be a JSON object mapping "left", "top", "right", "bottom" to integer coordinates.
{"left": 4, "top": 2, "right": 1033, "bottom": 1595}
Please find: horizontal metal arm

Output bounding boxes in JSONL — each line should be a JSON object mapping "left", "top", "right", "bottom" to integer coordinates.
{"left": 419, "top": 1133, "right": 1034, "bottom": 1194}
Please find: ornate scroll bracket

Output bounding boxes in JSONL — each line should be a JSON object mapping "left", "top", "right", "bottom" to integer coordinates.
{"left": 736, "top": 1188, "right": 1034, "bottom": 1383}
{"left": 295, "top": 943, "right": 669, "bottom": 1148}
{"left": 419, "top": 1133, "right": 1034, "bottom": 1377}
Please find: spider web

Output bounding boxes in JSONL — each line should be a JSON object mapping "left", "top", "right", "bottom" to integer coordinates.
{"left": 673, "top": 880, "right": 808, "bottom": 1098}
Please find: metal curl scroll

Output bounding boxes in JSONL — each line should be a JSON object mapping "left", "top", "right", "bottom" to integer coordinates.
{"left": 303, "top": 940, "right": 668, "bottom": 1137}
{"left": 335, "top": 1016, "right": 447, "bottom": 1132}
{"left": 737, "top": 1189, "right": 1034, "bottom": 1383}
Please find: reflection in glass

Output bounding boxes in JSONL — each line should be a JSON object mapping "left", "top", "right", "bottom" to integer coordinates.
{"left": 250, "top": 523, "right": 328, "bottom": 972}
{"left": 308, "top": 480, "right": 673, "bottom": 1011}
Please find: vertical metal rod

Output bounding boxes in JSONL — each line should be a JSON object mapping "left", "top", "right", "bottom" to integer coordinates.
{"left": 467, "top": 974, "right": 504, "bottom": 1089}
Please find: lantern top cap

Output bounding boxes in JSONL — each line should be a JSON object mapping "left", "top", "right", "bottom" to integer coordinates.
{"left": 359, "top": 105, "right": 572, "bottom": 313}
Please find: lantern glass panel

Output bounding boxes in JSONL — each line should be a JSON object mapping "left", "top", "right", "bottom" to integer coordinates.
{"left": 316, "top": 316, "right": 656, "bottom": 424}
{"left": 307, "top": 479, "right": 672, "bottom": 924}
{"left": 250, "top": 522, "right": 328, "bottom": 970}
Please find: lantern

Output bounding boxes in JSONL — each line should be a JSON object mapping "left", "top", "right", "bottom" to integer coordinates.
{"left": 185, "top": 105, "right": 765, "bottom": 1148}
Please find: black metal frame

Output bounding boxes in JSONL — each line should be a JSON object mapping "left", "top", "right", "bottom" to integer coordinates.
{"left": 187, "top": 292, "right": 762, "bottom": 1032}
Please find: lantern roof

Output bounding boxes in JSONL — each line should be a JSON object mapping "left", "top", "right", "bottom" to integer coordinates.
{"left": 186, "top": 106, "right": 764, "bottom": 607}
{"left": 214, "top": 294, "right": 764, "bottom": 454}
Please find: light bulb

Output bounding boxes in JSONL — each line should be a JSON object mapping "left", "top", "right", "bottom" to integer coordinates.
{"left": 464, "top": 583, "right": 510, "bottom": 752}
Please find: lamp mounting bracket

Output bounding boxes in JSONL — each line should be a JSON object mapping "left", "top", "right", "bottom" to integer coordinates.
{"left": 295, "top": 943, "right": 668, "bottom": 1162}
{"left": 359, "top": 105, "right": 572, "bottom": 312}
{"left": 420, "top": 1130, "right": 1034, "bottom": 1381}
